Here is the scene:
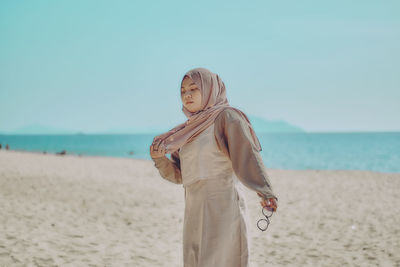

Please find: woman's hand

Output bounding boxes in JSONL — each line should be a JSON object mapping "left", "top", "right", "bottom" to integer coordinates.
{"left": 150, "top": 143, "right": 166, "bottom": 159}
{"left": 257, "top": 192, "right": 278, "bottom": 212}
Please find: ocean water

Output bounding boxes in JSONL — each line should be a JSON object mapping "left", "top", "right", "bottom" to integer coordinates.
{"left": 1, "top": 132, "right": 399, "bottom": 173}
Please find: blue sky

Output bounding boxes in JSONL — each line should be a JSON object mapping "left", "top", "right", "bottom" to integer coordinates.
{"left": 1, "top": 0, "right": 399, "bottom": 133}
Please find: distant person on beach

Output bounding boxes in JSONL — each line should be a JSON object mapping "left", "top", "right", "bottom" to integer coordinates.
{"left": 0, "top": 144, "right": 2, "bottom": 149}
{"left": 150, "top": 68, "right": 277, "bottom": 267}
{"left": 5, "top": 144, "right": 9, "bottom": 150}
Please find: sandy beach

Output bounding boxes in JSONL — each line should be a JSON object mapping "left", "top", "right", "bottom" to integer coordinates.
{"left": 0, "top": 150, "right": 399, "bottom": 267}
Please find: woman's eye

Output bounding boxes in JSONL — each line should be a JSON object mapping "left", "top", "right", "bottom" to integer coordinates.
{"left": 181, "top": 88, "right": 197, "bottom": 94}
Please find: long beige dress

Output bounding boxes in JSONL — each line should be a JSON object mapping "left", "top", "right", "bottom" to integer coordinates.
{"left": 152, "top": 109, "right": 277, "bottom": 267}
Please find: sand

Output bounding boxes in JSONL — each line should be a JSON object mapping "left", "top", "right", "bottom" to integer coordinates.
{"left": 0, "top": 150, "right": 399, "bottom": 267}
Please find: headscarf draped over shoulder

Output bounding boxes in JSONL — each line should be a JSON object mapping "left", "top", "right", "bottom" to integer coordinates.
{"left": 152, "top": 67, "right": 261, "bottom": 154}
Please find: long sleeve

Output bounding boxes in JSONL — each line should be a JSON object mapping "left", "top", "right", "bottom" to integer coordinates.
{"left": 214, "top": 109, "right": 277, "bottom": 200}
{"left": 152, "top": 150, "right": 182, "bottom": 184}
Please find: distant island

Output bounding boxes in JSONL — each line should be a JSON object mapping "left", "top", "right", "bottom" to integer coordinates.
{"left": 247, "top": 115, "right": 304, "bottom": 133}
{"left": 0, "top": 116, "right": 304, "bottom": 135}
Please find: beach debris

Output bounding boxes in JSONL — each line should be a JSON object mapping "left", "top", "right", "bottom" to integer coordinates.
{"left": 56, "top": 150, "right": 67, "bottom": 155}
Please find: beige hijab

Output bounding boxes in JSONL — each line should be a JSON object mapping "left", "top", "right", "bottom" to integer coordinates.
{"left": 152, "top": 67, "right": 261, "bottom": 154}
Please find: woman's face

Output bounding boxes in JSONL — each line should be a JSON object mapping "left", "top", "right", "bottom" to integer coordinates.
{"left": 181, "top": 76, "right": 202, "bottom": 113}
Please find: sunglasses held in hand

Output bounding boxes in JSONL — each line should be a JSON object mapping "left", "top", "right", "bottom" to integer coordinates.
{"left": 257, "top": 206, "right": 274, "bottom": 231}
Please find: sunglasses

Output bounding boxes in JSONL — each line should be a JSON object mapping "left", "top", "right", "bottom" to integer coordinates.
{"left": 257, "top": 206, "right": 274, "bottom": 231}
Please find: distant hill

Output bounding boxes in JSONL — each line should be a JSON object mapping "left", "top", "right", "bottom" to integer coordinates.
{"left": 247, "top": 115, "right": 304, "bottom": 133}
{"left": 103, "top": 115, "right": 304, "bottom": 134}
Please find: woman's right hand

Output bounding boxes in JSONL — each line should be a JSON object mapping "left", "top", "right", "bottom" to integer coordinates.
{"left": 150, "top": 143, "right": 166, "bottom": 159}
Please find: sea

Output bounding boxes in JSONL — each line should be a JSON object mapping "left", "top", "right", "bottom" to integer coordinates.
{"left": 1, "top": 132, "right": 399, "bottom": 173}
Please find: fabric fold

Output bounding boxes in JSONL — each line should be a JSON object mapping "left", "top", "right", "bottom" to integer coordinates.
{"left": 214, "top": 109, "right": 277, "bottom": 201}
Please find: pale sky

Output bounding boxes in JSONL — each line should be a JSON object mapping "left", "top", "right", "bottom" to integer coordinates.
{"left": 1, "top": 0, "right": 399, "bottom": 133}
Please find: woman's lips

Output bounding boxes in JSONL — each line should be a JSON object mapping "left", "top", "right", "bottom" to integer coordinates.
{"left": 186, "top": 101, "right": 193, "bottom": 104}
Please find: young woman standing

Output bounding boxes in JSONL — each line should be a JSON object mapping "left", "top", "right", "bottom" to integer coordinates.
{"left": 150, "top": 67, "right": 278, "bottom": 267}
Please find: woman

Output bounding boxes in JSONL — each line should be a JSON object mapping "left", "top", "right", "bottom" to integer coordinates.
{"left": 150, "top": 67, "right": 278, "bottom": 267}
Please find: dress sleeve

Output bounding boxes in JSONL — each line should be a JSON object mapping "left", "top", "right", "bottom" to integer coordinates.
{"left": 152, "top": 150, "right": 182, "bottom": 184}
{"left": 214, "top": 109, "right": 277, "bottom": 200}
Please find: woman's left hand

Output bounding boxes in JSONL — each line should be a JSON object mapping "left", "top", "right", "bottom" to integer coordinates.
{"left": 257, "top": 192, "right": 278, "bottom": 212}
